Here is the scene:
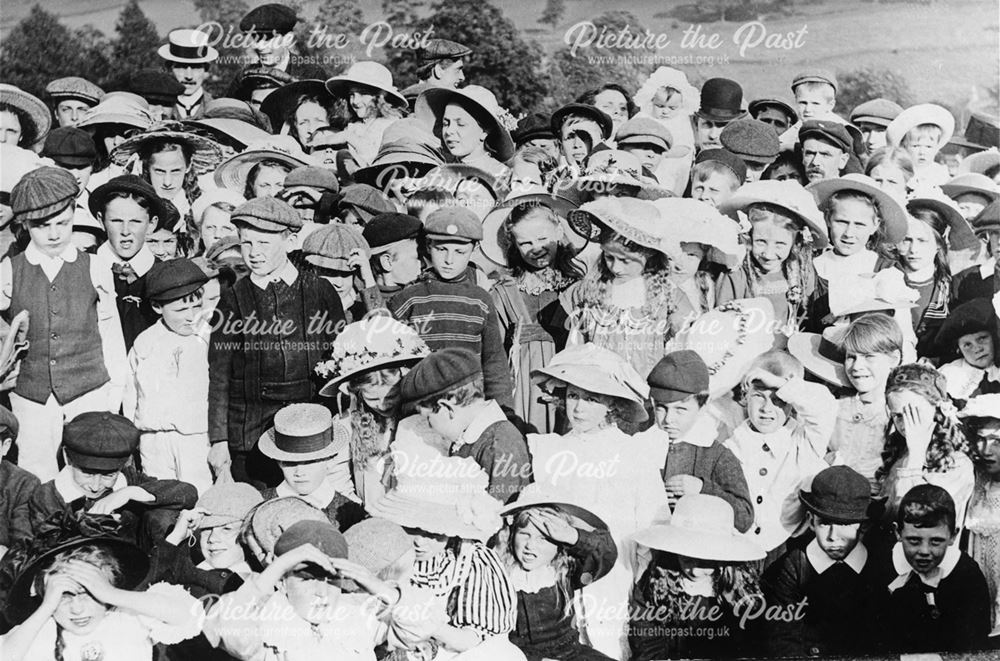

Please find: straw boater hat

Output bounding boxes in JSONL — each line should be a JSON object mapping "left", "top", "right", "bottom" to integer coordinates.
{"left": 718, "top": 179, "right": 829, "bottom": 249}
{"left": 634, "top": 494, "right": 765, "bottom": 562}
{"left": 0, "top": 84, "right": 52, "bottom": 147}
{"left": 157, "top": 28, "right": 219, "bottom": 64}
{"left": 316, "top": 316, "right": 430, "bottom": 397}
{"left": 257, "top": 403, "right": 349, "bottom": 462}
{"left": 665, "top": 297, "right": 778, "bottom": 397}
{"left": 213, "top": 135, "right": 314, "bottom": 191}
{"left": 827, "top": 269, "right": 920, "bottom": 318}
{"left": 886, "top": 103, "right": 956, "bottom": 150}
{"left": 906, "top": 186, "right": 979, "bottom": 251}
{"left": 651, "top": 197, "right": 743, "bottom": 269}
{"left": 416, "top": 85, "right": 517, "bottom": 162}
{"left": 500, "top": 482, "right": 609, "bottom": 532}
{"left": 530, "top": 343, "right": 650, "bottom": 423}
{"left": 480, "top": 186, "right": 585, "bottom": 267}
{"left": 110, "top": 122, "right": 224, "bottom": 175}
{"left": 787, "top": 324, "right": 850, "bottom": 388}
{"left": 808, "top": 173, "right": 909, "bottom": 244}
{"left": 567, "top": 196, "right": 680, "bottom": 262}
{"left": 325, "top": 61, "right": 408, "bottom": 109}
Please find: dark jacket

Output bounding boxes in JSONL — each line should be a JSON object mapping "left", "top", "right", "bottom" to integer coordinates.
{"left": 453, "top": 418, "right": 532, "bottom": 505}
{"left": 0, "top": 460, "right": 40, "bottom": 548}
{"left": 951, "top": 263, "right": 996, "bottom": 306}
{"left": 662, "top": 437, "right": 753, "bottom": 534}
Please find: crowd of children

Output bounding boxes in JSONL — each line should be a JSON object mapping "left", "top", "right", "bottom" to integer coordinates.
{"left": 0, "top": 2, "right": 999, "bottom": 658}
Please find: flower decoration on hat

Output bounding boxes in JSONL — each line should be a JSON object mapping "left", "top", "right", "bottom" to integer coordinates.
{"left": 315, "top": 316, "right": 430, "bottom": 396}
{"left": 496, "top": 107, "right": 521, "bottom": 133}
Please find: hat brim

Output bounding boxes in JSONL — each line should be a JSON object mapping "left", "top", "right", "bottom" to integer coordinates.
{"left": 157, "top": 43, "right": 219, "bottom": 64}
{"left": 366, "top": 492, "right": 499, "bottom": 541}
{"left": 798, "top": 491, "right": 869, "bottom": 524}
{"left": 418, "top": 88, "right": 515, "bottom": 162}
{"left": 719, "top": 189, "right": 829, "bottom": 249}
{"left": 634, "top": 524, "right": 765, "bottom": 562}
{"left": 941, "top": 183, "right": 1000, "bottom": 203}
{"left": 959, "top": 150, "right": 1000, "bottom": 175}
{"left": 77, "top": 113, "right": 151, "bottom": 131}
{"left": 886, "top": 105, "right": 956, "bottom": 150}
{"left": 808, "top": 177, "right": 908, "bottom": 244}
{"left": 500, "top": 498, "right": 608, "bottom": 532}
{"left": 325, "top": 77, "right": 407, "bottom": 111}
{"left": 530, "top": 366, "right": 648, "bottom": 424}
{"left": 480, "top": 193, "right": 584, "bottom": 267}
{"left": 353, "top": 158, "right": 440, "bottom": 190}
{"left": 259, "top": 80, "right": 331, "bottom": 131}
{"left": 695, "top": 109, "right": 749, "bottom": 123}
{"left": 906, "top": 197, "right": 979, "bottom": 251}
{"left": 185, "top": 118, "right": 271, "bottom": 150}
{"left": 318, "top": 353, "right": 428, "bottom": 397}
{"left": 550, "top": 103, "right": 613, "bottom": 140}
{"left": 786, "top": 332, "right": 849, "bottom": 389}
{"left": 0, "top": 86, "right": 52, "bottom": 147}
{"left": 111, "top": 129, "right": 223, "bottom": 176}
{"left": 749, "top": 99, "right": 798, "bottom": 125}
{"left": 88, "top": 180, "right": 168, "bottom": 225}
{"left": 214, "top": 149, "right": 312, "bottom": 191}
{"left": 257, "top": 422, "right": 348, "bottom": 462}
{"left": 148, "top": 276, "right": 210, "bottom": 304}
{"left": 834, "top": 298, "right": 919, "bottom": 318}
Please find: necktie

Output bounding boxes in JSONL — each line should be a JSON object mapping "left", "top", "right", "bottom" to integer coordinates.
{"left": 112, "top": 262, "right": 138, "bottom": 285}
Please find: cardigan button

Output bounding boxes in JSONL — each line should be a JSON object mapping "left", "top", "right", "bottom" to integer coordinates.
{"left": 808, "top": 646, "right": 820, "bottom": 656}
{"left": 580, "top": 572, "right": 593, "bottom": 586}
{"left": 50, "top": 359, "right": 56, "bottom": 365}
{"left": 756, "top": 495, "right": 763, "bottom": 504}
{"left": 759, "top": 467, "right": 768, "bottom": 476}
{"left": 754, "top": 527, "right": 761, "bottom": 535}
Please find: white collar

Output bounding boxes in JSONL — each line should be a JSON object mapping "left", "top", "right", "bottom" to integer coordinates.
{"left": 176, "top": 89, "right": 205, "bottom": 108}
{"left": 806, "top": 538, "right": 868, "bottom": 574}
{"left": 814, "top": 249, "right": 877, "bottom": 280}
{"left": 275, "top": 477, "right": 340, "bottom": 510}
{"left": 196, "top": 558, "right": 253, "bottom": 576}
{"left": 24, "top": 241, "right": 78, "bottom": 265}
{"left": 454, "top": 400, "right": 507, "bottom": 449}
{"left": 53, "top": 465, "right": 128, "bottom": 503}
{"left": 675, "top": 414, "right": 718, "bottom": 448}
{"left": 889, "top": 541, "right": 962, "bottom": 592}
{"left": 680, "top": 572, "right": 716, "bottom": 597}
{"left": 981, "top": 257, "right": 997, "bottom": 279}
{"left": 508, "top": 564, "right": 557, "bottom": 593}
{"left": 250, "top": 261, "right": 298, "bottom": 290}
{"left": 97, "top": 241, "right": 156, "bottom": 276}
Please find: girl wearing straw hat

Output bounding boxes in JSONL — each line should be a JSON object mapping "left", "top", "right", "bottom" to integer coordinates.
{"left": 527, "top": 343, "right": 671, "bottom": 660}
{"left": 325, "top": 62, "right": 408, "bottom": 168}
{"left": 0, "top": 84, "right": 52, "bottom": 150}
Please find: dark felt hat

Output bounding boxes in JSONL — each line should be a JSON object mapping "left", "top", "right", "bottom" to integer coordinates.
{"left": 231, "top": 196, "right": 303, "bottom": 232}
{"left": 41, "top": 127, "right": 97, "bottom": 168}
{"left": 647, "top": 350, "right": 710, "bottom": 404}
{"left": 145, "top": 258, "right": 210, "bottom": 303}
{"left": 63, "top": 412, "right": 140, "bottom": 472}
{"left": 45, "top": 77, "right": 105, "bottom": 106}
{"left": 424, "top": 206, "right": 482, "bottom": 242}
{"left": 694, "top": 148, "right": 747, "bottom": 184}
{"left": 550, "top": 103, "right": 613, "bottom": 140}
{"left": 933, "top": 297, "right": 998, "bottom": 354}
{"left": 972, "top": 199, "right": 1000, "bottom": 234}
{"left": 362, "top": 212, "right": 422, "bottom": 254}
{"left": 513, "top": 112, "right": 557, "bottom": 145}
{"left": 11, "top": 166, "right": 79, "bottom": 223}
{"left": 88, "top": 175, "right": 167, "bottom": 223}
{"left": 799, "top": 119, "right": 852, "bottom": 153}
{"left": 696, "top": 78, "right": 746, "bottom": 122}
{"left": 799, "top": 465, "right": 871, "bottom": 524}
{"left": 720, "top": 118, "right": 780, "bottom": 164}
{"left": 400, "top": 348, "right": 483, "bottom": 405}
{"left": 129, "top": 69, "right": 185, "bottom": 106}
{"left": 240, "top": 3, "right": 298, "bottom": 35}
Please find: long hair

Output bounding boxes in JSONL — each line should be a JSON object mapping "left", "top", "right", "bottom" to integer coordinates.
{"left": 821, "top": 189, "right": 887, "bottom": 254}
{"left": 344, "top": 369, "right": 401, "bottom": 469}
{"left": 743, "top": 203, "right": 816, "bottom": 313}
{"left": 596, "top": 230, "right": 670, "bottom": 281}
{"left": 640, "top": 550, "right": 762, "bottom": 618}
{"left": 140, "top": 139, "right": 201, "bottom": 207}
{"left": 502, "top": 201, "right": 585, "bottom": 281}
{"left": 244, "top": 159, "right": 292, "bottom": 199}
{"left": 899, "top": 209, "right": 953, "bottom": 285}
{"left": 496, "top": 507, "right": 576, "bottom": 617}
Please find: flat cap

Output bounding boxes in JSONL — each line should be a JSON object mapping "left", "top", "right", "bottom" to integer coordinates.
{"left": 11, "top": 166, "right": 79, "bottom": 223}
{"left": 512, "top": 112, "right": 557, "bottom": 145}
{"left": 130, "top": 69, "right": 185, "bottom": 106}
{"left": 145, "top": 258, "right": 210, "bottom": 303}
{"left": 339, "top": 184, "right": 394, "bottom": 224}
{"left": 647, "top": 350, "right": 710, "bottom": 404}
{"left": 63, "top": 412, "right": 140, "bottom": 472}
{"left": 419, "top": 38, "right": 472, "bottom": 61}
{"left": 274, "top": 520, "right": 348, "bottom": 570}
{"left": 720, "top": 118, "right": 780, "bottom": 164}
{"left": 231, "top": 196, "right": 303, "bottom": 232}
{"left": 424, "top": 206, "right": 482, "bottom": 242}
{"left": 197, "top": 483, "right": 265, "bottom": 529}
{"left": 302, "top": 223, "right": 369, "bottom": 271}
{"left": 362, "top": 212, "right": 423, "bottom": 254}
{"left": 792, "top": 69, "right": 838, "bottom": 93}
{"left": 694, "top": 148, "right": 747, "bottom": 184}
{"left": 284, "top": 166, "right": 339, "bottom": 193}
{"left": 850, "top": 98, "right": 904, "bottom": 128}
{"left": 400, "top": 348, "right": 483, "bottom": 405}
{"left": 616, "top": 116, "right": 673, "bottom": 152}
{"left": 41, "top": 127, "right": 97, "bottom": 168}
{"left": 799, "top": 119, "right": 852, "bottom": 153}
{"left": 240, "top": 3, "right": 298, "bottom": 34}
{"left": 748, "top": 98, "right": 798, "bottom": 125}
{"left": 45, "top": 76, "right": 105, "bottom": 106}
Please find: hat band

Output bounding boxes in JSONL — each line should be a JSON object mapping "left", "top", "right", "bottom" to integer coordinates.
{"left": 805, "top": 497, "right": 869, "bottom": 521}
{"left": 170, "top": 43, "right": 211, "bottom": 61}
{"left": 699, "top": 106, "right": 744, "bottom": 120}
{"left": 274, "top": 428, "right": 332, "bottom": 454}
{"left": 818, "top": 336, "right": 845, "bottom": 364}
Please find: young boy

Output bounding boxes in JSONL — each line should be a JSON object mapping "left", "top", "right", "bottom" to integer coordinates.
{"left": 400, "top": 347, "right": 530, "bottom": 504}
{"left": 791, "top": 70, "right": 837, "bottom": 122}
{"left": 885, "top": 484, "right": 991, "bottom": 652}
{"left": 642, "top": 350, "right": 753, "bottom": 532}
{"left": 123, "top": 258, "right": 213, "bottom": 494}
{"left": 886, "top": 103, "right": 955, "bottom": 187}
{"left": 362, "top": 212, "right": 424, "bottom": 299}
{"left": 1, "top": 167, "right": 126, "bottom": 482}
{"left": 616, "top": 116, "right": 672, "bottom": 181}
{"left": 719, "top": 118, "right": 780, "bottom": 182}
{"left": 0, "top": 405, "right": 39, "bottom": 561}
{"left": 209, "top": 196, "right": 344, "bottom": 486}
{"left": 724, "top": 350, "right": 835, "bottom": 560}
{"left": 762, "top": 465, "right": 890, "bottom": 657}
{"left": 258, "top": 403, "right": 365, "bottom": 531}
{"left": 689, "top": 148, "right": 746, "bottom": 208}
{"left": 388, "top": 207, "right": 515, "bottom": 411}
{"left": 27, "top": 411, "right": 197, "bottom": 548}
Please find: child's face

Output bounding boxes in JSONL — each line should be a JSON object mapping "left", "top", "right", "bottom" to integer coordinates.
{"left": 827, "top": 197, "right": 879, "bottom": 257}
{"left": 868, "top": 163, "right": 909, "bottom": 201}
{"left": 745, "top": 385, "right": 791, "bottom": 434}
{"left": 294, "top": 100, "right": 327, "bottom": 147}
{"left": 794, "top": 87, "right": 835, "bottom": 120}
{"left": 277, "top": 457, "right": 331, "bottom": 496}
{"left": 561, "top": 123, "right": 598, "bottom": 165}
{"left": 384, "top": 239, "right": 422, "bottom": 286}
{"left": 510, "top": 214, "right": 561, "bottom": 270}
{"left": 756, "top": 107, "right": 793, "bottom": 133}
{"left": 317, "top": 268, "right": 356, "bottom": 308}
{"left": 406, "top": 527, "right": 449, "bottom": 561}
{"left": 427, "top": 239, "right": 474, "bottom": 281}
{"left": 27, "top": 206, "right": 74, "bottom": 258}
{"left": 897, "top": 218, "right": 937, "bottom": 273}
{"left": 886, "top": 389, "right": 936, "bottom": 440}
{"left": 148, "top": 149, "right": 187, "bottom": 200}
{"left": 565, "top": 384, "right": 613, "bottom": 434}
{"left": 903, "top": 130, "right": 940, "bottom": 168}
{"left": 954, "top": 192, "right": 991, "bottom": 221}
{"left": 239, "top": 227, "right": 292, "bottom": 277}
{"left": 672, "top": 242, "right": 706, "bottom": 279}
{"left": 418, "top": 401, "right": 463, "bottom": 442}
{"left": 526, "top": 137, "right": 561, "bottom": 162}
{"left": 601, "top": 240, "right": 647, "bottom": 284}
{"left": 691, "top": 171, "right": 737, "bottom": 208}
{"left": 972, "top": 422, "right": 1000, "bottom": 478}
{"left": 509, "top": 158, "right": 544, "bottom": 188}
{"left": 744, "top": 160, "right": 768, "bottom": 183}
{"left": 283, "top": 573, "right": 342, "bottom": 624}
{"left": 145, "top": 227, "right": 178, "bottom": 261}
{"left": 857, "top": 122, "right": 888, "bottom": 154}
{"left": 651, "top": 89, "right": 682, "bottom": 120}
{"left": 355, "top": 368, "right": 403, "bottom": 415}
{"left": 69, "top": 465, "right": 120, "bottom": 499}
{"left": 750, "top": 219, "right": 795, "bottom": 274}
{"left": 349, "top": 88, "right": 377, "bottom": 121}
{"left": 154, "top": 292, "right": 204, "bottom": 337}
{"left": 654, "top": 395, "right": 702, "bottom": 442}
{"left": 442, "top": 103, "right": 487, "bottom": 159}
{"left": 802, "top": 138, "right": 847, "bottom": 183}
{"left": 623, "top": 144, "right": 664, "bottom": 172}
{"left": 844, "top": 350, "right": 898, "bottom": 396}
{"left": 809, "top": 513, "right": 862, "bottom": 561}
{"left": 102, "top": 197, "right": 156, "bottom": 260}
{"left": 766, "top": 161, "right": 802, "bottom": 183}
{"left": 252, "top": 164, "right": 288, "bottom": 198}
{"left": 51, "top": 577, "right": 110, "bottom": 635}
{"left": 199, "top": 521, "right": 245, "bottom": 569}
{"left": 513, "top": 518, "right": 559, "bottom": 570}
{"left": 201, "top": 206, "right": 237, "bottom": 250}
{"left": 898, "top": 521, "right": 955, "bottom": 575}
{"left": 958, "top": 330, "right": 995, "bottom": 369}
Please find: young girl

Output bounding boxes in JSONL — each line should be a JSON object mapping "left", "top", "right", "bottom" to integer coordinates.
{"left": 325, "top": 61, "right": 408, "bottom": 168}
{"left": 528, "top": 343, "right": 672, "bottom": 659}
{"left": 865, "top": 147, "right": 915, "bottom": 200}
{"left": 213, "top": 137, "right": 311, "bottom": 197}
{"left": 566, "top": 196, "right": 693, "bottom": 378}
{"left": 2, "top": 537, "right": 203, "bottom": 660}
{"left": 485, "top": 189, "right": 587, "bottom": 434}
{"left": 717, "top": 180, "right": 829, "bottom": 339}
{"left": 629, "top": 494, "right": 765, "bottom": 660}
{"left": 498, "top": 486, "right": 618, "bottom": 661}
{"left": 894, "top": 209, "right": 952, "bottom": 355}
{"left": 632, "top": 67, "right": 699, "bottom": 194}
{"left": 191, "top": 188, "right": 243, "bottom": 254}
{"left": 934, "top": 297, "right": 1000, "bottom": 400}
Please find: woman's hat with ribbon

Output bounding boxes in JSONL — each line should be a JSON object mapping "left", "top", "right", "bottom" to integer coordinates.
{"left": 325, "top": 61, "right": 408, "bottom": 109}
{"left": 651, "top": 197, "right": 744, "bottom": 269}
{"left": 416, "top": 85, "right": 518, "bottom": 161}
{"left": 827, "top": 269, "right": 920, "bottom": 318}
{"left": 718, "top": 179, "right": 829, "bottom": 249}
{"left": 634, "top": 494, "right": 765, "bottom": 562}
{"left": 567, "top": 195, "right": 680, "bottom": 262}
{"left": 258, "top": 403, "right": 348, "bottom": 462}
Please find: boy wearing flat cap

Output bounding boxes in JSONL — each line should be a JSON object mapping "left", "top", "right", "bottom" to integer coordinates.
{"left": 27, "top": 411, "right": 197, "bottom": 549}
{"left": 720, "top": 118, "right": 780, "bottom": 182}
{"left": 851, "top": 98, "right": 904, "bottom": 156}
{"left": 791, "top": 70, "right": 838, "bottom": 123}
{"left": 762, "top": 465, "right": 890, "bottom": 657}
{"left": 40, "top": 127, "right": 103, "bottom": 249}
{"left": 643, "top": 351, "right": 753, "bottom": 532}
{"left": 0, "top": 167, "right": 126, "bottom": 482}
{"left": 208, "top": 196, "right": 345, "bottom": 486}
{"left": 45, "top": 76, "right": 105, "bottom": 128}
{"left": 123, "top": 258, "right": 213, "bottom": 495}
{"left": 401, "top": 38, "right": 472, "bottom": 105}
{"left": 363, "top": 212, "right": 424, "bottom": 298}
{"left": 616, "top": 116, "right": 673, "bottom": 184}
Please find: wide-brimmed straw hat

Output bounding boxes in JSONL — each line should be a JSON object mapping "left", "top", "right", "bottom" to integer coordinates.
{"left": 530, "top": 343, "right": 650, "bottom": 423}
{"left": 0, "top": 84, "right": 52, "bottom": 147}
{"left": 567, "top": 196, "right": 680, "bottom": 261}
{"left": 787, "top": 324, "right": 850, "bottom": 388}
{"left": 76, "top": 92, "right": 153, "bottom": 132}
{"left": 480, "top": 186, "right": 585, "bottom": 267}
{"left": 827, "top": 269, "right": 920, "bottom": 318}
{"left": 906, "top": 186, "right": 979, "bottom": 251}
{"left": 718, "top": 179, "right": 829, "bottom": 249}
{"left": 941, "top": 173, "right": 1000, "bottom": 203}
{"left": 958, "top": 149, "right": 1000, "bottom": 176}
{"left": 214, "top": 136, "right": 314, "bottom": 191}
{"left": 665, "top": 298, "right": 778, "bottom": 397}
{"left": 886, "top": 103, "right": 955, "bottom": 150}
{"left": 416, "top": 85, "right": 517, "bottom": 161}
{"left": 634, "top": 494, "right": 765, "bottom": 562}
{"left": 110, "top": 122, "right": 224, "bottom": 175}
{"left": 258, "top": 403, "right": 349, "bottom": 462}
{"left": 808, "top": 173, "right": 909, "bottom": 244}
{"left": 500, "top": 483, "right": 609, "bottom": 532}
{"left": 325, "top": 61, "right": 407, "bottom": 109}
{"left": 317, "top": 316, "right": 430, "bottom": 397}
{"left": 651, "top": 197, "right": 743, "bottom": 268}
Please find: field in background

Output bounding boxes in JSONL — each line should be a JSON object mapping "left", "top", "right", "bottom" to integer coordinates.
{"left": 1, "top": 0, "right": 997, "bottom": 108}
